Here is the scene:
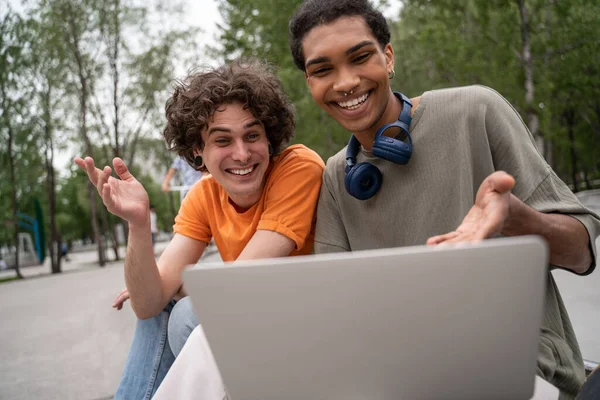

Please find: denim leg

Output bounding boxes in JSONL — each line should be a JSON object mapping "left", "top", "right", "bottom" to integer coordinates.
{"left": 167, "top": 296, "right": 200, "bottom": 357}
{"left": 114, "top": 301, "right": 177, "bottom": 400}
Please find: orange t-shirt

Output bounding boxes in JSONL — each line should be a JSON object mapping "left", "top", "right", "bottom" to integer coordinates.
{"left": 173, "top": 144, "right": 325, "bottom": 261}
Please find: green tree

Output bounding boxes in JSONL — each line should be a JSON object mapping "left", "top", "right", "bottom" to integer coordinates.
{"left": 391, "top": 0, "right": 599, "bottom": 187}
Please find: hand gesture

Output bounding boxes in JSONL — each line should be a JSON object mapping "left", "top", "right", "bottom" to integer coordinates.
{"left": 74, "top": 156, "right": 150, "bottom": 227}
{"left": 427, "top": 171, "right": 515, "bottom": 245}
{"left": 112, "top": 288, "right": 130, "bottom": 310}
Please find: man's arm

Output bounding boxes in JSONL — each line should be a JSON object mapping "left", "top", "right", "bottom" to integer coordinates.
{"left": 504, "top": 194, "right": 592, "bottom": 274}
{"left": 126, "top": 230, "right": 206, "bottom": 319}
{"left": 237, "top": 230, "right": 296, "bottom": 260}
{"left": 162, "top": 168, "right": 177, "bottom": 192}
{"left": 314, "top": 170, "right": 351, "bottom": 254}
{"left": 427, "top": 171, "right": 594, "bottom": 274}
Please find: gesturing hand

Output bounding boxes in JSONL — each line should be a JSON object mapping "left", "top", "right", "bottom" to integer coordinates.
{"left": 74, "top": 156, "right": 150, "bottom": 227}
{"left": 427, "top": 171, "right": 515, "bottom": 245}
{"left": 112, "top": 288, "right": 130, "bottom": 311}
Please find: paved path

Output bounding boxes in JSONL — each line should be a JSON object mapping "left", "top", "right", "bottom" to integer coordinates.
{"left": 0, "top": 239, "right": 598, "bottom": 399}
{"left": 0, "top": 241, "right": 221, "bottom": 400}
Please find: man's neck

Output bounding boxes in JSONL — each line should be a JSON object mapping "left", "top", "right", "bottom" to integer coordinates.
{"left": 354, "top": 93, "right": 422, "bottom": 152}
{"left": 354, "top": 91, "right": 403, "bottom": 151}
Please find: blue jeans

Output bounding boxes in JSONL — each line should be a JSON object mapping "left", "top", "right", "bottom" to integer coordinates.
{"left": 114, "top": 297, "right": 199, "bottom": 400}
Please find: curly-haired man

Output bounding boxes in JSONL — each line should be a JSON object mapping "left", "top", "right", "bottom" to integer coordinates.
{"left": 75, "top": 58, "right": 324, "bottom": 399}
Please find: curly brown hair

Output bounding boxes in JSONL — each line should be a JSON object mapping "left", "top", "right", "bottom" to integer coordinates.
{"left": 163, "top": 58, "right": 296, "bottom": 171}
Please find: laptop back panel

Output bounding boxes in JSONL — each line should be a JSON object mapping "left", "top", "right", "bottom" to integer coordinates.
{"left": 183, "top": 236, "right": 547, "bottom": 400}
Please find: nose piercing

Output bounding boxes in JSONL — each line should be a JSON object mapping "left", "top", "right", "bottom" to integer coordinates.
{"left": 343, "top": 89, "right": 354, "bottom": 96}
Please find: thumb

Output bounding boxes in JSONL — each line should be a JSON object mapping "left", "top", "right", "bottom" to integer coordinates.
{"left": 113, "top": 157, "right": 134, "bottom": 181}
{"left": 488, "top": 171, "right": 515, "bottom": 194}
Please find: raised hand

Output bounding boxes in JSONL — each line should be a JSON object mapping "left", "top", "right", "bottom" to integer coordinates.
{"left": 427, "top": 171, "right": 515, "bottom": 245}
{"left": 74, "top": 156, "right": 150, "bottom": 227}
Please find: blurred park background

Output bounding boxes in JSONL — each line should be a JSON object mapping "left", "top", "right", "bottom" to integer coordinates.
{"left": 1, "top": 0, "right": 599, "bottom": 274}
{"left": 0, "top": 0, "right": 599, "bottom": 398}
{"left": 1, "top": 0, "right": 599, "bottom": 275}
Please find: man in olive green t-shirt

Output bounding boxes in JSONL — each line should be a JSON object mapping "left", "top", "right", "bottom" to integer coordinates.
{"left": 289, "top": 0, "right": 599, "bottom": 398}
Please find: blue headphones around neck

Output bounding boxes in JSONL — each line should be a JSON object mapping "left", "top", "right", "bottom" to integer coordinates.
{"left": 345, "top": 91, "right": 413, "bottom": 200}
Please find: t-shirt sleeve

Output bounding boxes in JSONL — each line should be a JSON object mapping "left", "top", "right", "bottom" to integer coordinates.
{"left": 257, "top": 152, "right": 324, "bottom": 251}
{"left": 173, "top": 181, "right": 212, "bottom": 244}
{"left": 172, "top": 157, "right": 185, "bottom": 171}
{"left": 481, "top": 86, "right": 600, "bottom": 275}
{"left": 314, "top": 169, "right": 351, "bottom": 254}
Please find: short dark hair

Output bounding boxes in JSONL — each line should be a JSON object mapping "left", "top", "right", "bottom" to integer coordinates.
{"left": 289, "top": 0, "right": 391, "bottom": 71}
{"left": 163, "top": 59, "right": 295, "bottom": 171}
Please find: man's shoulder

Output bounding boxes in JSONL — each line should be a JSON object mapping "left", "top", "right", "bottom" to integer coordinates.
{"left": 322, "top": 147, "right": 347, "bottom": 181}
{"left": 185, "top": 174, "right": 219, "bottom": 200}
{"left": 275, "top": 144, "right": 325, "bottom": 169}
{"left": 424, "top": 85, "right": 507, "bottom": 108}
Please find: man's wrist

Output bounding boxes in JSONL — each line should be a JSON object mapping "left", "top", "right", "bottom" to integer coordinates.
{"left": 128, "top": 213, "right": 152, "bottom": 234}
{"left": 501, "top": 195, "right": 542, "bottom": 237}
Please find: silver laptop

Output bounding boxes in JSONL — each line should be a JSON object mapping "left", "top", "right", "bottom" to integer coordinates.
{"left": 182, "top": 236, "right": 548, "bottom": 400}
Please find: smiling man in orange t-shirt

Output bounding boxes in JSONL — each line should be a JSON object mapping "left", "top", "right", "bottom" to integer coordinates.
{"left": 75, "top": 59, "right": 324, "bottom": 400}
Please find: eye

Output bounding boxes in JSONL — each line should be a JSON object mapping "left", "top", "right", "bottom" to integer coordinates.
{"left": 353, "top": 52, "right": 371, "bottom": 63}
{"left": 214, "top": 137, "right": 230, "bottom": 146}
{"left": 309, "top": 66, "right": 332, "bottom": 77}
{"left": 246, "top": 132, "right": 261, "bottom": 141}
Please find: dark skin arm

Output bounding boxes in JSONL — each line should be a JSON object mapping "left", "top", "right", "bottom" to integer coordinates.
{"left": 427, "top": 171, "right": 592, "bottom": 274}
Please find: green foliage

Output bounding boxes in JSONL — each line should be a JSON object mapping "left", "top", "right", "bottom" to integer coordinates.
{"left": 391, "top": 0, "right": 600, "bottom": 184}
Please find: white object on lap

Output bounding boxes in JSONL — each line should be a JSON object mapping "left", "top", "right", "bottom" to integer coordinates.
{"left": 152, "top": 325, "right": 226, "bottom": 400}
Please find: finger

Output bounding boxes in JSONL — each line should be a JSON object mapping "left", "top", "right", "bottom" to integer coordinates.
{"left": 83, "top": 157, "right": 101, "bottom": 185}
{"left": 74, "top": 157, "right": 86, "bottom": 169}
{"left": 113, "top": 157, "right": 134, "bottom": 181}
{"left": 112, "top": 288, "right": 128, "bottom": 303}
{"left": 488, "top": 171, "right": 515, "bottom": 194}
{"left": 112, "top": 291, "right": 130, "bottom": 308}
{"left": 97, "top": 166, "right": 112, "bottom": 193}
{"left": 440, "top": 232, "right": 478, "bottom": 244}
{"left": 426, "top": 231, "right": 460, "bottom": 245}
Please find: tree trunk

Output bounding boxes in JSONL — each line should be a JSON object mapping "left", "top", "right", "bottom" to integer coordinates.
{"left": 517, "top": 0, "right": 543, "bottom": 154}
{"left": 43, "top": 87, "right": 61, "bottom": 273}
{"left": 99, "top": 203, "right": 119, "bottom": 261}
{"left": 7, "top": 125, "right": 23, "bottom": 279}
{"left": 564, "top": 108, "right": 579, "bottom": 192}
{"left": 65, "top": 5, "right": 106, "bottom": 266}
{"left": 582, "top": 168, "right": 591, "bottom": 190}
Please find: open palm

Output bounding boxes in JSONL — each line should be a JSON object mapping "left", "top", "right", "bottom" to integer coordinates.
{"left": 74, "top": 156, "right": 150, "bottom": 227}
{"left": 427, "top": 171, "right": 515, "bottom": 244}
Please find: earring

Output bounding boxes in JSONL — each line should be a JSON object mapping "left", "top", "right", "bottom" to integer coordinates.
{"left": 389, "top": 70, "right": 396, "bottom": 80}
{"left": 194, "top": 155, "right": 204, "bottom": 168}
{"left": 268, "top": 143, "right": 274, "bottom": 156}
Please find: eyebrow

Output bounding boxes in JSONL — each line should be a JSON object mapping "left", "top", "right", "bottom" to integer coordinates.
{"left": 305, "top": 40, "right": 376, "bottom": 69}
{"left": 207, "top": 119, "right": 262, "bottom": 135}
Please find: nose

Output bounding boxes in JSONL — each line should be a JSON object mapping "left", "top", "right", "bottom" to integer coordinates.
{"left": 332, "top": 66, "right": 360, "bottom": 95}
{"left": 231, "top": 140, "right": 251, "bottom": 164}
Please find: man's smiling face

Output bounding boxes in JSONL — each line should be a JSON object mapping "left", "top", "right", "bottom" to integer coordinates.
{"left": 302, "top": 16, "right": 397, "bottom": 141}
{"left": 198, "top": 102, "right": 270, "bottom": 209}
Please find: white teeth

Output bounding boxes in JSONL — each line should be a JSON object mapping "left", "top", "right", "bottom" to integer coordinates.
{"left": 228, "top": 166, "right": 254, "bottom": 176}
{"left": 337, "top": 93, "right": 369, "bottom": 109}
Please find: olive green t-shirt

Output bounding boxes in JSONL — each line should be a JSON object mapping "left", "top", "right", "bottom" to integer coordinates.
{"left": 315, "top": 85, "right": 599, "bottom": 399}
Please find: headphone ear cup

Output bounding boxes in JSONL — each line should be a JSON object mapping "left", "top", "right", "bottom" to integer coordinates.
{"left": 345, "top": 162, "right": 383, "bottom": 200}
{"left": 372, "top": 137, "right": 412, "bottom": 165}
